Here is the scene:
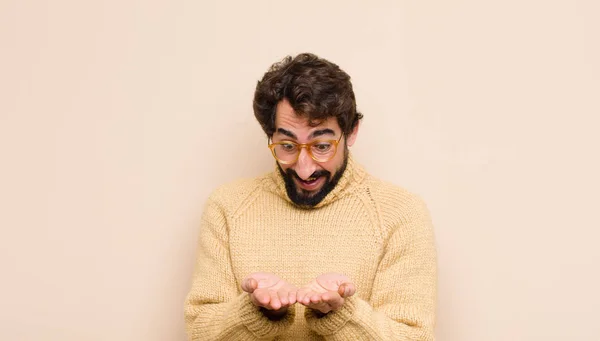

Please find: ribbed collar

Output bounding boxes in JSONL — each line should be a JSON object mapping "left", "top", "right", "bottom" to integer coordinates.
{"left": 265, "top": 153, "right": 366, "bottom": 209}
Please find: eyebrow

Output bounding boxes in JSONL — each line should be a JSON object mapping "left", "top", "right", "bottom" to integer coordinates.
{"left": 276, "top": 128, "right": 336, "bottom": 140}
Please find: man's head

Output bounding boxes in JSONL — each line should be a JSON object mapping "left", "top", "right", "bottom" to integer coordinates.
{"left": 253, "top": 53, "right": 363, "bottom": 207}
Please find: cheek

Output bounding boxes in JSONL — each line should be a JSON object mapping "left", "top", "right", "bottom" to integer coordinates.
{"left": 278, "top": 162, "right": 292, "bottom": 173}
{"left": 320, "top": 159, "right": 340, "bottom": 175}
{"left": 333, "top": 146, "right": 347, "bottom": 167}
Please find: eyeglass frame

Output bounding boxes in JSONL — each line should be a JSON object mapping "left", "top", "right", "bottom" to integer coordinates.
{"left": 267, "top": 134, "right": 344, "bottom": 165}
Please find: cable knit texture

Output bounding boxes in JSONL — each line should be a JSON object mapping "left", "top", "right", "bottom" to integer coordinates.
{"left": 184, "top": 155, "right": 437, "bottom": 340}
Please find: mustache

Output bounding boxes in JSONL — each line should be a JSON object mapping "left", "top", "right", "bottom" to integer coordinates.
{"left": 285, "top": 169, "right": 331, "bottom": 181}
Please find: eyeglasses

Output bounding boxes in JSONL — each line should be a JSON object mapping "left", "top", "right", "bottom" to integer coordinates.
{"left": 268, "top": 134, "right": 343, "bottom": 164}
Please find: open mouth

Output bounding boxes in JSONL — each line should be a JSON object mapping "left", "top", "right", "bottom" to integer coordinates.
{"left": 296, "top": 176, "right": 324, "bottom": 190}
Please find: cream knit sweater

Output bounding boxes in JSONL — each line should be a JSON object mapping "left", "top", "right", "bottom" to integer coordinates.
{"left": 184, "top": 156, "right": 437, "bottom": 340}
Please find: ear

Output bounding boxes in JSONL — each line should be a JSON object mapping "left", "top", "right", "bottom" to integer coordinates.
{"left": 346, "top": 121, "right": 360, "bottom": 147}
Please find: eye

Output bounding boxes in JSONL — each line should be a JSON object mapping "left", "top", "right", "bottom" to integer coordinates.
{"left": 313, "top": 143, "right": 332, "bottom": 152}
{"left": 280, "top": 143, "right": 297, "bottom": 152}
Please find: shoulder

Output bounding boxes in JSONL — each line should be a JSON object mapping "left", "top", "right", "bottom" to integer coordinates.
{"left": 363, "top": 174, "right": 432, "bottom": 233}
{"left": 205, "top": 176, "right": 264, "bottom": 217}
{"left": 364, "top": 175, "right": 427, "bottom": 211}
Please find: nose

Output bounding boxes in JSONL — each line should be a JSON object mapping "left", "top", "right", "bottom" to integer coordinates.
{"left": 294, "top": 147, "right": 318, "bottom": 180}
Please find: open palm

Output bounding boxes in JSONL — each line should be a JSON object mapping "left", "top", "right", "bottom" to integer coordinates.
{"left": 297, "top": 273, "right": 356, "bottom": 314}
{"left": 241, "top": 272, "right": 297, "bottom": 311}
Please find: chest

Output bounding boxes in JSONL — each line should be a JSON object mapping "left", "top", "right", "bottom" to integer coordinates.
{"left": 227, "top": 196, "right": 385, "bottom": 296}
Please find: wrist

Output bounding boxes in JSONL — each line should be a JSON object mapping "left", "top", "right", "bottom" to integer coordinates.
{"left": 305, "top": 296, "right": 358, "bottom": 335}
{"left": 261, "top": 306, "right": 289, "bottom": 321}
{"left": 313, "top": 310, "right": 328, "bottom": 318}
{"left": 237, "top": 294, "right": 296, "bottom": 337}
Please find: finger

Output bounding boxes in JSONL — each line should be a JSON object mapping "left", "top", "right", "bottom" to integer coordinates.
{"left": 254, "top": 289, "right": 271, "bottom": 307}
{"left": 242, "top": 278, "right": 258, "bottom": 293}
{"left": 338, "top": 283, "right": 356, "bottom": 298}
{"left": 320, "top": 302, "right": 333, "bottom": 313}
{"left": 302, "top": 291, "right": 316, "bottom": 305}
{"left": 268, "top": 290, "right": 281, "bottom": 310}
{"left": 321, "top": 291, "right": 344, "bottom": 310}
{"left": 330, "top": 297, "right": 344, "bottom": 310}
{"left": 296, "top": 289, "right": 308, "bottom": 305}
{"left": 321, "top": 291, "right": 335, "bottom": 302}
{"left": 249, "top": 292, "right": 263, "bottom": 307}
{"left": 288, "top": 290, "right": 297, "bottom": 305}
{"left": 310, "top": 293, "right": 323, "bottom": 304}
{"left": 278, "top": 289, "right": 289, "bottom": 306}
{"left": 309, "top": 301, "right": 331, "bottom": 314}
{"left": 328, "top": 296, "right": 344, "bottom": 310}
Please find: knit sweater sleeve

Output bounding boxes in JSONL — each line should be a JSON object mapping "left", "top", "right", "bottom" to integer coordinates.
{"left": 304, "top": 194, "right": 437, "bottom": 340}
{"left": 184, "top": 192, "right": 295, "bottom": 341}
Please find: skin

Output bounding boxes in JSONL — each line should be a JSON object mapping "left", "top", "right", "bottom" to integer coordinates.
{"left": 241, "top": 272, "right": 357, "bottom": 317}
{"left": 241, "top": 272, "right": 298, "bottom": 319}
{"left": 242, "top": 99, "right": 359, "bottom": 316}
{"left": 273, "top": 98, "right": 358, "bottom": 193}
{"left": 296, "top": 273, "right": 357, "bottom": 314}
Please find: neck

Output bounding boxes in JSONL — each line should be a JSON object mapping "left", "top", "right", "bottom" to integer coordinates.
{"left": 269, "top": 152, "right": 366, "bottom": 209}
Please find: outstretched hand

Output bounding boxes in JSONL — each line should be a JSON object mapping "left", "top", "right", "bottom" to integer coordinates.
{"left": 241, "top": 272, "right": 298, "bottom": 313}
{"left": 296, "top": 273, "right": 356, "bottom": 314}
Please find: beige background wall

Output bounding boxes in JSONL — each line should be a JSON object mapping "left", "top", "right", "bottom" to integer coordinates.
{"left": 1, "top": 0, "right": 599, "bottom": 340}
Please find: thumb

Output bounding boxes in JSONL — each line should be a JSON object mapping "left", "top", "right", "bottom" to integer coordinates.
{"left": 338, "top": 282, "right": 356, "bottom": 298}
{"left": 241, "top": 278, "right": 258, "bottom": 293}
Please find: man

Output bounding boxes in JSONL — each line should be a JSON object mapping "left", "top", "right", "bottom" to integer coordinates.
{"left": 184, "top": 53, "right": 437, "bottom": 340}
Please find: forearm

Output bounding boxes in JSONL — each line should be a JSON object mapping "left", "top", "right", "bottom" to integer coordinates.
{"left": 186, "top": 293, "right": 295, "bottom": 341}
{"left": 304, "top": 297, "right": 434, "bottom": 341}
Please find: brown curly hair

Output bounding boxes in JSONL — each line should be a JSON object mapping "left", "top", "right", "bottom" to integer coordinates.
{"left": 253, "top": 53, "right": 363, "bottom": 137}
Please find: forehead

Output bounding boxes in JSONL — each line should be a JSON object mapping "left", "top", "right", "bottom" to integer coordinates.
{"left": 274, "top": 99, "right": 339, "bottom": 136}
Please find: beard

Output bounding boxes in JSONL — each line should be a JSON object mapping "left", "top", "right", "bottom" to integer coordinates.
{"left": 277, "top": 147, "right": 349, "bottom": 208}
